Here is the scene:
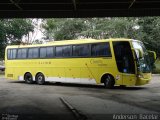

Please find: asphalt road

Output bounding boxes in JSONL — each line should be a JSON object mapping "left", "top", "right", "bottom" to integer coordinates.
{"left": 0, "top": 75, "right": 160, "bottom": 120}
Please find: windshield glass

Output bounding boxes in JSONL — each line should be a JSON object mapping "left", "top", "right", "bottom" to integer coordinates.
{"left": 132, "top": 41, "right": 151, "bottom": 73}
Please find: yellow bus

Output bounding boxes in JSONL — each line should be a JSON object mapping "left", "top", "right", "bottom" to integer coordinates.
{"left": 5, "top": 38, "right": 156, "bottom": 88}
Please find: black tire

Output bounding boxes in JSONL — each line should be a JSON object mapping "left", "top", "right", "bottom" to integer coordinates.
{"left": 24, "top": 73, "right": 34, "bottom": 84}
{"left": 104, "top": 75, "right": 115, "bottom": 89}
{"left": 36, "top": 73, "right": 45, "bottom": 85}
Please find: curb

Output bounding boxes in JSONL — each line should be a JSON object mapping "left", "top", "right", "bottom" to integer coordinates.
{"left": 60, "top": 97, "right": 87, "bottom": 120}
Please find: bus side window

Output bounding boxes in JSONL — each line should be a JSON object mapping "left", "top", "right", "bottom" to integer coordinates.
{"left": 55, "top": 46, "right": 63, "bottom": 57}
{"left": 21, "top": 49, "right": 27, "bottom": 59}
{"left": 7, "top": 49, "right": 11, "bottom": 59}
{"left": 11, "top": 49, "right": 17, "bottom": 59}
{"left": 55, "top": 46, "right": 71, "bottom": 57}
{"left": 40, "top": 47, "right": 47, "bottom": 58}
{"left": 62, "top": 46, "right": 71, "bottom": 57}
{"left": 28, "top": 48, "right": 39, "bottom": 59}
{"left": 17, "top": 48, "right": 27, "bottom": 59}
{"left": 73, "top": 44, "right": 90, "bottom": 57}
{"left": 91, "top": 42, "right": 111, "bottom": 57}
{"left": 47, "top": 47, "right": 54, "bottom": 58}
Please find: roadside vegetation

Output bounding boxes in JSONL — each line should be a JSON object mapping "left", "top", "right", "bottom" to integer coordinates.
{"left": 153, "top": 59, "right": 160, "bottom": 74}
{"left": 42, "top": 17, "right": 160, "bottom": 58}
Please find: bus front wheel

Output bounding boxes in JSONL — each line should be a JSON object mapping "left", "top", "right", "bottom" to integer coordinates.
{"left": 104, "top": 75, "right": 115, "bottom": 89}
{"left": 36, "top": 73, "right": 45, "bottom": 85}
{"left": 24, "top": 73, "right": 34, "bottom": 84}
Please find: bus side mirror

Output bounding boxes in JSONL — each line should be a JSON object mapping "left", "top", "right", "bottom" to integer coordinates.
{"left": 148, "top": 50, "right": 157, "bottom": 64}
{"left": 132, "top": 48, "right": 143, "bottom": 59}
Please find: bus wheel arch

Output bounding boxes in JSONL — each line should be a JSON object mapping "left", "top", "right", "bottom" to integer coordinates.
{"left": 101, "top": 73, "right": 115, "bottom": 89}
{"left": 35, "top": 72, "right": 45, "bottom": 85}
{"left": 24, "top": 72, "right": 34, "bottom": 84}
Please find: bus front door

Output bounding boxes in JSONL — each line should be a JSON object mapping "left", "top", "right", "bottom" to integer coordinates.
{"left": 113, "top": 41, "right": 136, "bottom": 86}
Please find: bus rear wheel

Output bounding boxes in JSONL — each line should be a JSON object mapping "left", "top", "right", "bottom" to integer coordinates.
{"left": 24, "top": 73, "right": 34, "bottom": 84}
{"left": 36, "top": 73, "right": 45, "bottom": 85}
{"left": 104, "top": 75, "right": 115, "bottom": 89}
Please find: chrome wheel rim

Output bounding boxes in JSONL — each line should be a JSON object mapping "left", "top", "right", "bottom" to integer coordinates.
{"left": 26, "top": 75, "right": 32, "bottom": 82}
{"left": 38, "top": 76, "right": 43, "bottom": 83}
{"left": 105, "top": 76, "right": 110, "bottom": 85}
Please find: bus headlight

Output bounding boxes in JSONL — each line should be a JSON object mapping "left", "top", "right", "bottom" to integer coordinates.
{"left": 138, "top": 74, "right": 143, "bottom": 78}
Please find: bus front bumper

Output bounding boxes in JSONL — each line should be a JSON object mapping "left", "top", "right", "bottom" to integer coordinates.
{"left": 135, "top": 73, "right": 152, "bottom": 86}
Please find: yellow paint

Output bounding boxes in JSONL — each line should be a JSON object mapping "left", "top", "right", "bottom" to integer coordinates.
{"left": 5, "top": 38, "right": 152, "bottom": 86}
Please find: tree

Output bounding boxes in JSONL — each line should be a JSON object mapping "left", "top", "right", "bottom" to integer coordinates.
{"left": 42, "top": 18, "right": 139, "bottom": 40}
{"left": 42, "top": 18, "right": 87, "bottom": 40}
{"left": 0, "top": 19, "right": 34, "bottom": 59}
{"left": 80, "top": 18, "right": 140, "bottom": 39}
{"left": 42, "top": 17, "right": 160, "bottom": 57}
{"left": 137, "top": 17, "right": 160, "bottom": 57}
{"left": 5, "top": 19, "right": 34, "bottom": 44}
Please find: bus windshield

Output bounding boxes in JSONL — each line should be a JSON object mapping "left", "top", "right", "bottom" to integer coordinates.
{"left": 132, "top": 41, "right": 151, "bottom": 73}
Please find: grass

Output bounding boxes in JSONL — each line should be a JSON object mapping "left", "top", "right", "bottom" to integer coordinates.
{"left": 152, "top": 58, "right": 160, "bottom": 74}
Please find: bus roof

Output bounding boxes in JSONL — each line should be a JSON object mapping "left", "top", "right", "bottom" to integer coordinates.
{"left": 6, "top": 38, "right": 139, "bottom": 49}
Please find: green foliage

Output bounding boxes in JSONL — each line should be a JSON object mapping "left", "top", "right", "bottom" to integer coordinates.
{"left": 5, "top": 19, "right": 34, "bottom": 44}
{"left": 137, "top": 17, "right": 160, "bottom": 57}
{"left": 42, "top": 17, "right": 160, "bottom": 57}
{"left": 152, "top": 59, "right": 160, "bottom": 74}
{"left": 0, "top": 19, "right": 34, "bottom": 59}
{"left": 42, "top": 18, "right": 141, "bottom": 40}
{"left": 42, "top": 18, "right": 87, "bottom": 40}
{"left": 0, "top": 20, "right": 7, "bottom": 59}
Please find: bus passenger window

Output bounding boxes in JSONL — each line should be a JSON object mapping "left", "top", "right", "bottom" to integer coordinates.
{"left": 7, "top": 49, "right": 11, "bottom": 59}
{"left": 28, "top": 48, "right": 39, "bottom": 59}
{"left": 62, "top": 46, "right": 71, "bottom": 57}
{"left": 21, "top": 49, "right": 27, "bottom": 58}
{"left": 40, "top": 47, "right": 47, "bottom": 58}
{"left": 47, "top": 47, "right": 54, "bottom": 58}
{"left": 91, "top": 43, "right": 111, "bottom": 57}
{"left": 9, "top": 49, "right": 17, "bottom": 59}
{"left": 73, "top": 44, "right": 90, "bottom": 57}
{"left": 17, "top": 48, "right": 27, "bottom": 59}
{"left": 56, "top": 46, "right": 71, "bottom": 57}
{"left": 56, "top": 46, "right": 63, "bottom": 57}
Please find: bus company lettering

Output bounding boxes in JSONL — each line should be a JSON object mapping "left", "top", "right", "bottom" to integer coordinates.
{"left": 90, "top": 59, "right": 103, "bottom": 64}
{"left": 38, "top": 61, "right": 51, "bottom": 64}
